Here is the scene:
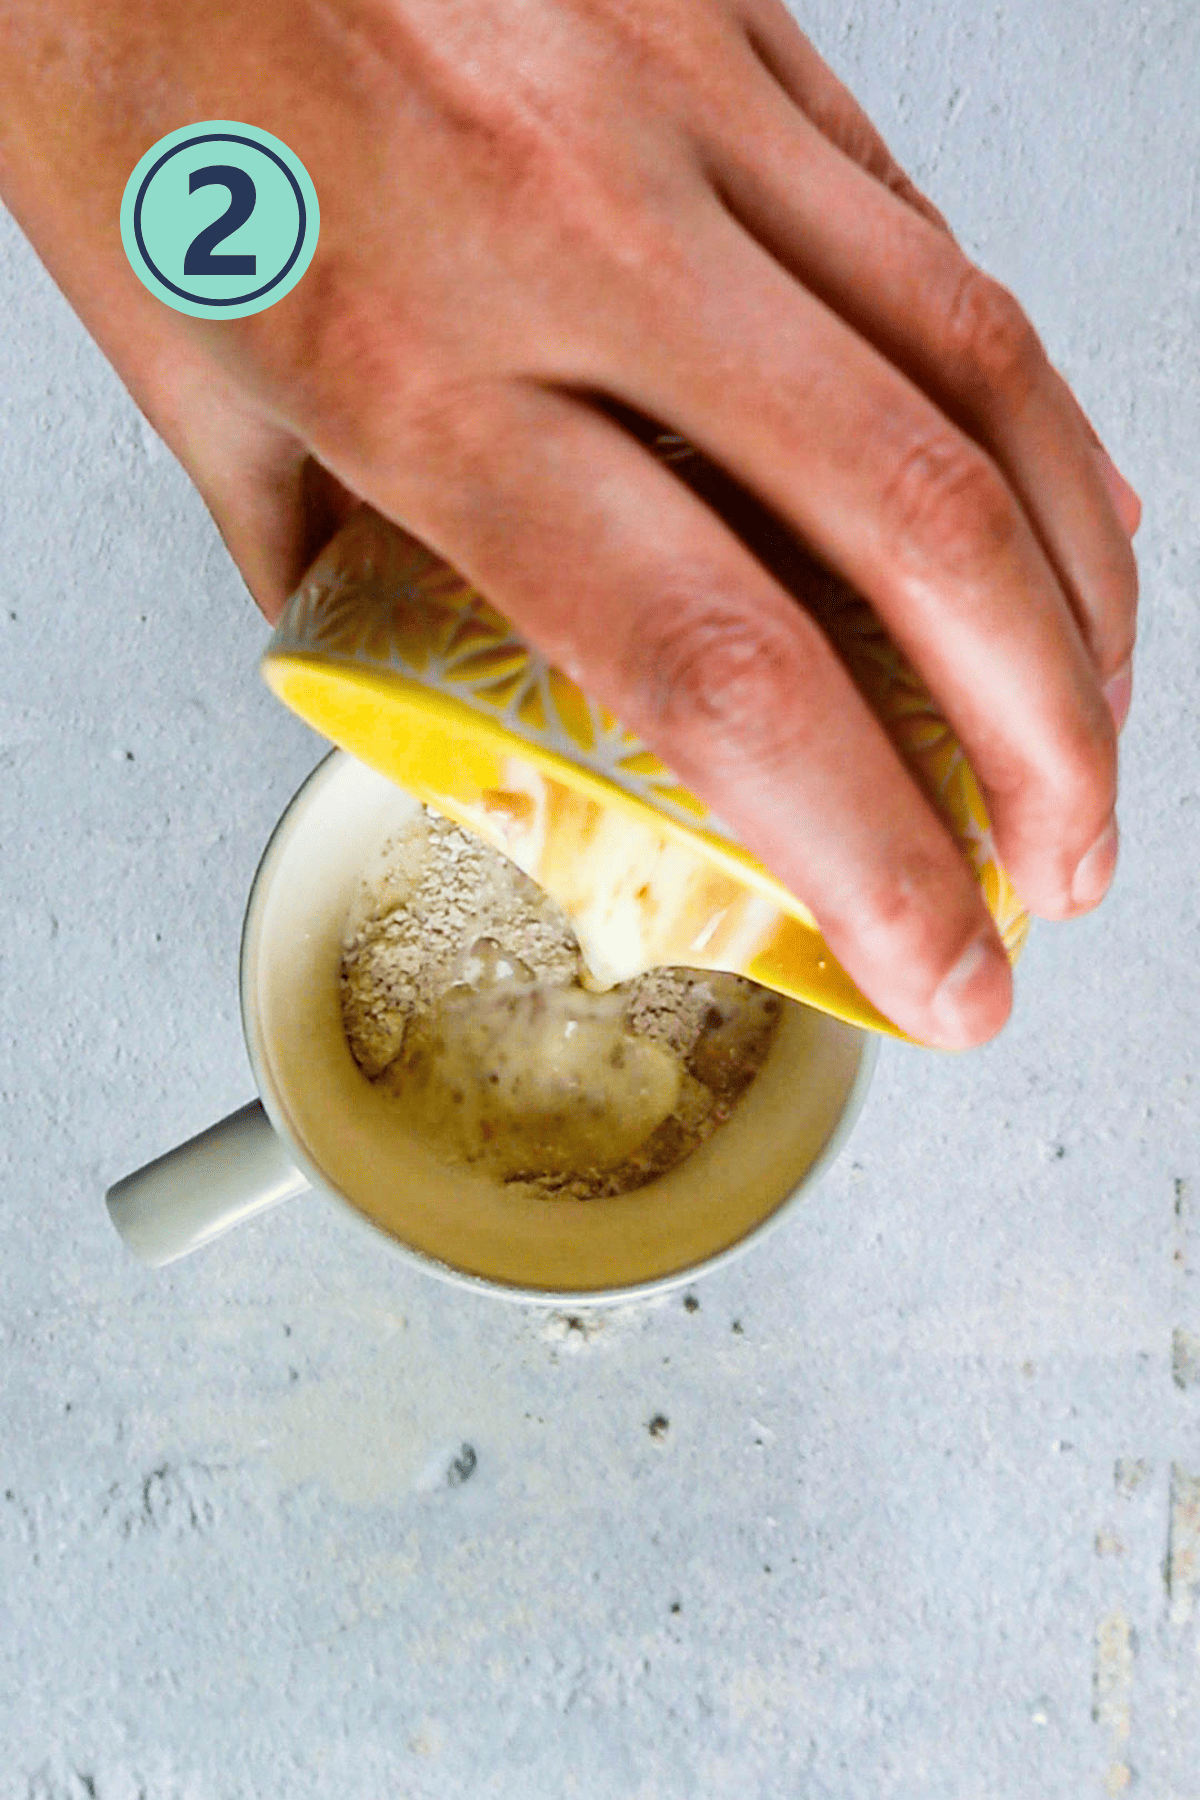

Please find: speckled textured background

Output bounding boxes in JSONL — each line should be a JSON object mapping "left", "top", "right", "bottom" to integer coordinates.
{"left": 2, "top": 2, "right": 1198, "bottom": 1795}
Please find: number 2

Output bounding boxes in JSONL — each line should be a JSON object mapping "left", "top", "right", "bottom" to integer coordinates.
{"left": 184, "top": 165, "right": 257, "bottom": 276}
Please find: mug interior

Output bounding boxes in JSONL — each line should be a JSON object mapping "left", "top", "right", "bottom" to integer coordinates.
{"left": 242, "top": 752, "right": 872, "bottom": 1298}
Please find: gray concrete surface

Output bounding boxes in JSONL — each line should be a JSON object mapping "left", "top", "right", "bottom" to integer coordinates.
{"left": 2, "top": 1, "right": 1198, "bottom": 1794}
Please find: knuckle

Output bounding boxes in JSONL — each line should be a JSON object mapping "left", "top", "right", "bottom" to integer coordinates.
{"left": 605, "top": 3, "right": 732, "bottom": 97}
{"left": 850, "top": 846, "right": 952, "bottom": 951}
{"left": 263, "top": 257, "right": 417, "bottom": 463}
{"left": 942, "top": 265, "right": 1042, "bottom": 407}
{"left": 394, "top": 377, "right": 532, "bottom": 547}
{"left": 635, "top": 601, "right": 809, "bottom": 766}
{"left": 263, "top": 256, "right": 510, "bottom": 483}
{"left": 401, "top": 376, "right": 500, "bottom": 469}
{"left": 880, "top": 431, "right": 1017, "bottom": 573}
{"left": 830, "top": 842, "right": 983, "bottom": 996}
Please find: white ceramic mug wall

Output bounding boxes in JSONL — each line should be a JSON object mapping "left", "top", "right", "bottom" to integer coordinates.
{"left": 106, "top": 751, "right": 878, "bottom": 1304}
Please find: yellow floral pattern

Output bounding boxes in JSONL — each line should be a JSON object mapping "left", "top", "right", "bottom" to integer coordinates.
{"left": 269, "top": 432, "right": 1029, "bottom": 961}
{"left": 272, "top": 504, "right": 725, "bottom": 833}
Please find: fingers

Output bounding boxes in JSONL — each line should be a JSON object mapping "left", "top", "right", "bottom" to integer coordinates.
{"left": 731, "top": 0, "right": 1140, "bottom": 737}
{"left": 736, "top": 0, "right": 1143, "bottom": 549}
{"left": 589, "top": 180, "right": 1118, "bottom": 921}
{"left": 310, "top": 375, "right": 1013, "bottom": 1048}
{"left": 699, "top": 58, "right": 1138, "bottom": 698}
{"left": 737, "top": 0, "right": 958, "bottom": 236}
{"left": 1065, "top": 378, "right": 1143, "bottom": 539}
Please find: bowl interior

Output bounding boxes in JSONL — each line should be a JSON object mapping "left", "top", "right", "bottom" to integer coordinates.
{"left": 242, "top": 752, "right": 872, "bottom": 1297}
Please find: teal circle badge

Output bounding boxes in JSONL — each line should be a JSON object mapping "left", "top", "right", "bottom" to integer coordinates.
{"left": 120, "top": 121, "right": 319, "bottom": 319}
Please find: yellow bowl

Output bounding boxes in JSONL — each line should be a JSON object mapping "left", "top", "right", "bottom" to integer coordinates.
{"left": 262, "top": 435, "right": 1028, "bottom": 1041}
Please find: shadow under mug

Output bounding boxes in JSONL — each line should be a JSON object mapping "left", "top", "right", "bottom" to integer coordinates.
{"left": 105, "top": 751, "right": 878, "bottom": 1306}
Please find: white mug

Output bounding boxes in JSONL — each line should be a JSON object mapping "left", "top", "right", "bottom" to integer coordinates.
{"left": 106, "top": 751, "right": 877, "bottom": 1306}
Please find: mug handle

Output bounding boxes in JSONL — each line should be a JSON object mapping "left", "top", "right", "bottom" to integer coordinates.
{"left": 105, "top": 1101, "right": 310, "bottom": 1267}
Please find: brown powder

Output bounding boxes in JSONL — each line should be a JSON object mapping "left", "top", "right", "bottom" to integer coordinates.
{"left": 340, "top": 807, "right": 782, "bottom": 1198}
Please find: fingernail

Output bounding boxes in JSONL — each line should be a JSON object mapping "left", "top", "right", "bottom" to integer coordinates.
{"left": 1072, "top": 813, "right": 1119, "bottom": 910}
{"left": 930, "top": 931, "right": 1012, "bottom": 1047}
{"left": 1103, "top": 657, "right": 1133, "bottom": 733}
{"left": 1092, "top": 445, "right": 1142, "bottom": 538}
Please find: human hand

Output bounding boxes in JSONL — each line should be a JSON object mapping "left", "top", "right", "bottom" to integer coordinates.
{"left": 0, "top": 0, "right": 1140, "bottom": 1047}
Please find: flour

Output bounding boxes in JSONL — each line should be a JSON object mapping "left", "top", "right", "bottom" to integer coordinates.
{"left": 340, "top": 807, "right": 782, "bottom": 1198}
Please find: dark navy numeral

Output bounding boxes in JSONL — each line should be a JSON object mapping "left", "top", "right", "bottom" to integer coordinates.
{"left": 184, "top": 165, "right": 257, "bottom": 276}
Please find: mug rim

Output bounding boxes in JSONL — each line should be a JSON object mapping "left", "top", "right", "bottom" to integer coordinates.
{"left": 239, "top": 749, "right": 879, "bottom": 1307}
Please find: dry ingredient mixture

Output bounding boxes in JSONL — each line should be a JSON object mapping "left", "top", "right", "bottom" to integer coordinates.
{"left": 339, "top": 807, "right": 782, "bottom": 1199}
